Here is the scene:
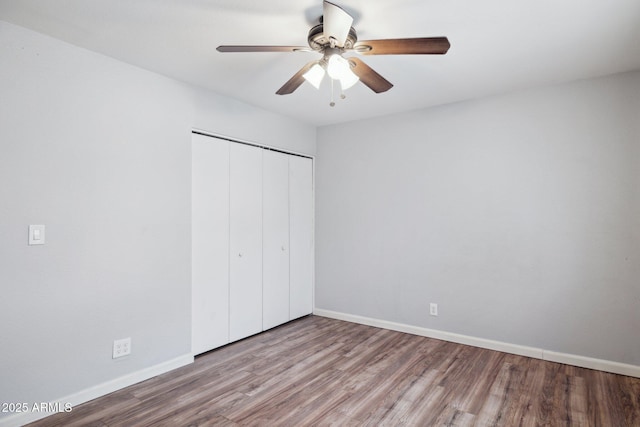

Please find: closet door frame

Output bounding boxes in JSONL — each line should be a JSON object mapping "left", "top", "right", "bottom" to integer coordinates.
{"left": 191, "top": 130, "right": 314, "bottom": 351}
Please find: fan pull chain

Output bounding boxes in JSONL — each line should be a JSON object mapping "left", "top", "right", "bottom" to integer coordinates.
{"left": 330, "top": 78, "right": 335, "bottom": 107}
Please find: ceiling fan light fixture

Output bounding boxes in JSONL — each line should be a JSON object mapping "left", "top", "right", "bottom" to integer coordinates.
{"left": 303, "top": 63, "right": 325, "bottom": 89}
{"left": 326, "top": 54, "right": 349, "bottom": 79}
{"left": 326, "top": 54, "right": 359, "bottom": 90}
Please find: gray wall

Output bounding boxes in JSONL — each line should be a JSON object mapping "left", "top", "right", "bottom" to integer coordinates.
{"left": 2, "top": 14, "right": 639, "bottom": 421}
{"left": 316, "top": 71, "right": 640, "bottom": 366}
{"left": 0, "top": 20, "right": 315, "bottom": 417}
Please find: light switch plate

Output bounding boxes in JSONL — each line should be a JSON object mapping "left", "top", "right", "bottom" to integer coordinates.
{"left": 28, "top": 225, "right": 45, "bottom": 245}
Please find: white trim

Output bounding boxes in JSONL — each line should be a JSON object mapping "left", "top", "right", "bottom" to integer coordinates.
{"left": 0, "top": 354, "right": 193, "bottom": 427}
{"left": 542, "top": 350, "right": 640, "bottom": 378}
{"left": 313, "top": 308, "right": 640, "bottom": 378}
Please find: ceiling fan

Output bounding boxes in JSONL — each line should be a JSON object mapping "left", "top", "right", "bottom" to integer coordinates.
{"left": 217, "top": 1, "right": 450, "bottom": 102}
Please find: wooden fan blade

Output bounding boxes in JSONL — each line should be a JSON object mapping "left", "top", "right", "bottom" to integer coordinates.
{"left": 349, "top": 57, "right": 393, "bottom": 93}
{"left": 276, "top": 61, "right": 317, "bottom": 95}
{"left": 323, "top": 1, "right": 353, "bottom": 47}
{"left": 217, "top": 45, "right": 310, "bottom": 53}
{"left": 354, "top": 37, "right": 450, "bottom": 55}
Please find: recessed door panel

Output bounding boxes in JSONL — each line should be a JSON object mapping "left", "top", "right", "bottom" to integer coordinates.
{"left": 191, "top": 134, "right": 230, "bottom": 354}
{"left": 289, "top": 156, "right": 313, "bottom": 319}
{"left": 263, "top": 151, "right": 290, "bottom": 330}
{"left": 229, "top": 143, "right": 263, "bottom": 341}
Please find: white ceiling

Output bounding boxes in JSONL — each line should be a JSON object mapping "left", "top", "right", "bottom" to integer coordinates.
{"left": 2, "top": 0, "right": 640, "bottom": 126}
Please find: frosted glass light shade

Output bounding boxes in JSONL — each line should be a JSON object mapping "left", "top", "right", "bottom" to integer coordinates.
{"left": 327, "top": 54, "right": 359, "bottom": 90}
{"left": 339, "top": 71, "right": 359, "bottom": 90}
{"left": 327, "top": 54, "right": 350, "bottom": 79}
{"left": 303, "top": 64, "right": 325, "bottom": 89}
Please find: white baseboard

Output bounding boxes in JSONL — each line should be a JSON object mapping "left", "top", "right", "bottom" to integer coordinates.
{"left": 542, "top": 350, "right": 640, "bottom": 378}
{"left": 313, "top": 308, "right": 640, "bottom": 378}
{"left": 0, "top": 354, "right": 194, "bottom": 427}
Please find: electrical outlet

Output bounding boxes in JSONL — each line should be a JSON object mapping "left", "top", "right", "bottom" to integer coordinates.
{"left": 113, "top": 337, "right": 131, "bottom": 358}
{"left": 429, "top": 303, "right": 438, "bottom": 316}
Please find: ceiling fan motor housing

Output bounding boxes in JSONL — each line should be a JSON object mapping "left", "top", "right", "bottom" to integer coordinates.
{"left": 308, "top": 24, "right": 358, "bottom": 51}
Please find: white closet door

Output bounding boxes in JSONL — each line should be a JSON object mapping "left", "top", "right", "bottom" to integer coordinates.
{"left": 191, "top": 134, "right": 229, "bottom": 355}
{"left": 289, "top": 156, "right": 313, "bottom": 319}
{"left": 262, "top": 151, "right": 290, "bottom": 330}
{"left": 229, "top": 143, "right": 263, "bottom": 341}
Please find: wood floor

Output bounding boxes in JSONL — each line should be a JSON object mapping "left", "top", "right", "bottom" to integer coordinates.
{"left": 28, "top": 315, "right": 640, "bottom": 426}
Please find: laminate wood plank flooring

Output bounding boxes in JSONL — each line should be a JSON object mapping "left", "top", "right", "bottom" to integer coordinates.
{"left": 27, "top": 315, "right": 640, "bottom": 426}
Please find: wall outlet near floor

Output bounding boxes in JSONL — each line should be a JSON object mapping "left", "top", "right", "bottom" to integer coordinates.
{"left": 429, "top": 303, "right": 438, "bottom": 316}
{"left": 113, "top": 337, "right": 131, "bottom": 358}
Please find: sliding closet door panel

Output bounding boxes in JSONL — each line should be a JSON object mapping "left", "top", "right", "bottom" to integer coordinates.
{"left": 262, "top": 151, "right": 290, "bottom": 330}
{"left": 191, "top": 134, "right": 229, "bottom": 355}
{"left": 229, "top": 143, "right": 263, "bottom": 341}
{"left": 289, "top": 156, "right": 313, "bottom": 319}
